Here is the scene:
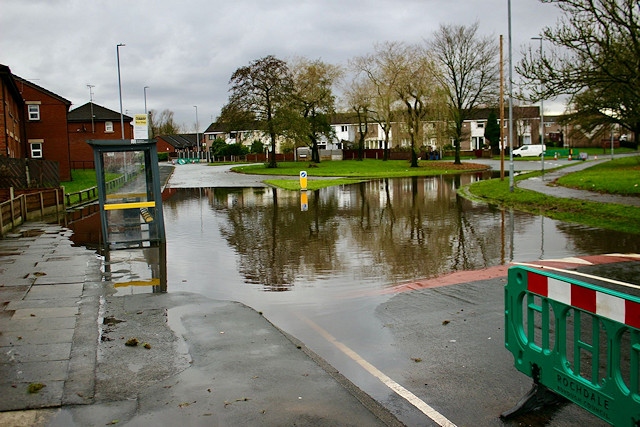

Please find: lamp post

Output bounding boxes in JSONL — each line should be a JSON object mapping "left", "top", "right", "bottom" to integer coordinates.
{"left": 144, "top": 86, "right": 149, "bottom": 116}
{"left": 144, "top": 86, "right": 149, "bottom": 138}
{"left": 508, "top": 0, "right": 514, "bottom": 192}
{"left": 116, "top": 43, "right": 126, "bottom": 139}
{"left": 532, "top": 36, "right": 545, "bottom": 179}
{"left": 194, "top": 105, "right": 199, "bottom": 159}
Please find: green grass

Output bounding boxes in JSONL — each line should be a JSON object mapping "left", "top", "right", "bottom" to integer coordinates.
{"left": 61, "top": 170, "right": 120, "bottom": 205}
{"left": 264, "top": 178, "right": 365, "bottom": 191}
{"left": 556, "top": 155, "right": 640, "bottom": 195}
{"left": 464, "top": 170, "right": 640, "bottom": 235}
{"left": 232, "top": 159, "right": 489, "bottom": 178}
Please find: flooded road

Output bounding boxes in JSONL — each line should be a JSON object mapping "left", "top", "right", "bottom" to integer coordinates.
{"left": 71, "top": 163, "right": 640, "bottom": 426}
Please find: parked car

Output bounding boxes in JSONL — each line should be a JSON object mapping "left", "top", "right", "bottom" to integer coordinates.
{"left": 512, "top": 144, "right": 546, "bottom": 157}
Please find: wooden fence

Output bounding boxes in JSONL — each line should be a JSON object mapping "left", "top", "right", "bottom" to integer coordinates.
{"left": 0, "top": 188, "right": 65, "bottom": 236}
{"left": 0, "top": 157, "right": 60, "bottom": 188}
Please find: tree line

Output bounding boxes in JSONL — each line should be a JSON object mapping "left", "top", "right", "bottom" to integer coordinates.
{"left": 162, "top": 0, "right": 640, "bottom": 168}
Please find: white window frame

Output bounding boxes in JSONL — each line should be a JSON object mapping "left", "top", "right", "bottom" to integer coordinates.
{"left": 28, "top": 104, "right": 40, "bottom": 121}
{"left": 30, "top": 142, "right": 43, "bottom": 158}
{"left": 105, "top": 121, "right": 114, "bottom": 133}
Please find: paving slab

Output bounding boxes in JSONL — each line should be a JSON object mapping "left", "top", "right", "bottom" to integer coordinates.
{"left": 23, "top": 283, "right": 83, "bottom": 300}
{"left": 0, "top": 380, "right": 65, "bottom": 411}
{"left": 0, "top": 328, "right": 74, "bottom": 346}
{"left": 10, "top": 307, "right": 78, "bottom": 320}
{"left": 0, "top": 343, "right": 72, "bottom": 363}
{"left": 0, "top": 316, "right": 77, "bottom": 332}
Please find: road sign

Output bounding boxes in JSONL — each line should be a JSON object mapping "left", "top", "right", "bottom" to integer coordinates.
{"left": 300, "top": 171, "right": 307, "bottom": 190}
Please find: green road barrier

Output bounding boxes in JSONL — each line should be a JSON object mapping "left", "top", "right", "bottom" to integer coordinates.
{"left": 503, "top": 265, "right": 640, "bottom": 425}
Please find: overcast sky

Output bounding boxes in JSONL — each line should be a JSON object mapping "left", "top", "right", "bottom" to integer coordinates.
{"left": 1, "top": 0, "right": 563, "bottom": 132}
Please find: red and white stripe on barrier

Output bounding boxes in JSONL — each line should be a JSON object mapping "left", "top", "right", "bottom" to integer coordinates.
{"left": 527, "top": 271, "right": 640, "bottom": 329}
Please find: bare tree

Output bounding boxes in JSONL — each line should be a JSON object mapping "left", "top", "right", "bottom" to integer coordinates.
{"left": 429, "top": 22, "right": 499, "bottom": 164}
{"left": 342, "top": 71, "right": 373, "bottom": 161}
{"left": 290, "top": 57, "right": 342, "bottom": 163}
{"left": 149, "top": 109, "right": 182, "bottom": 137}
{"left": 519, "top": 0, "right": 640, "bottom": 140}
{"left": 225, "top": 55, "right": 293, "bottom": 168}
{"left": 394, "top": 43, "right": 441, "bottom": 167}
{"left": 351, "top": 42, "right": 403, "bottom": 161}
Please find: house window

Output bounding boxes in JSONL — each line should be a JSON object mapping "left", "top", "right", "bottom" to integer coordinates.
{"left": 105, "top": 121, "right": 114, "bottom": 132}
{"left": 30, "top": 142, "right": 43, "bottom": 158}
{"left": 341, "top": 126, "right": 348, "bottom": 132}
{"left": 28, "top": 104, "right": 40, "bottom": 121}
{"left": 476, "top": 122, "right": 484, "bottom": 129}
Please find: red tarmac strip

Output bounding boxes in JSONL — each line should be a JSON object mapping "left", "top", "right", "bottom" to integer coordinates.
{"left": 378, "top": 254, "right": 640, "bottom": 295}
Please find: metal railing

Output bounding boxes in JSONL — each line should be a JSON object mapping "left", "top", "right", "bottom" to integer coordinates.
{"left": 64, "top": 175, "right": 128, "bottom": 208}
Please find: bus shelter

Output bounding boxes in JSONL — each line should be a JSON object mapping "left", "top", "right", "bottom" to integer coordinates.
{"left": 88, "top": 139, "right": 166, "bottom": 250}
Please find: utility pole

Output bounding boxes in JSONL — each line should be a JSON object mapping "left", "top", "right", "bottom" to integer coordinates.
{"left": 499, "top": 35, "right": 505, "bottom": 181}
{"left": 532, "top": 36, "right": 544, "bottom": 180}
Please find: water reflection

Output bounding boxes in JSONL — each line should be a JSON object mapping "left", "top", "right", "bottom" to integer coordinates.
{"left": 69, "top": 172, "right": 640, "bottom": 295}
{"left": 163, "top": 173, "right": 636, "bottom": 293}
{"left": 102, "top": 244, "right": 167, "bottom": 294}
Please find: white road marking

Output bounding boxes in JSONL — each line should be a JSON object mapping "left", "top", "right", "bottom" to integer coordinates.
{"left": 299, "top": 315, "right": 457, "bottom": 427}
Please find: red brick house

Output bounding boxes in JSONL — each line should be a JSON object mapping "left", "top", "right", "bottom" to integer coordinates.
{"left": 13, "top": 76, "right": 73, "bottom": 181}
{"left": 67, "top": 102, "right": 132, "bottom": 169}
{"left": 0, "top": 64, "right": 26, "bottom": 158}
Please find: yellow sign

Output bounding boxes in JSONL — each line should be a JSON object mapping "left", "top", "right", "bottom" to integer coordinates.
{"left": 133, "top": 113, "right": 149, "bottom": 140}
{"left": 134, "top": 114, "right": 147, "bottom": 125}
{"left": 299, "top": 171, "right": 308, "bottom": 190}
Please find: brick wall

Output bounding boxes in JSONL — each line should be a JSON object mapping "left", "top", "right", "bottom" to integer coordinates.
{"left": 20, "top": 84, "right": 71, "bottom": 181}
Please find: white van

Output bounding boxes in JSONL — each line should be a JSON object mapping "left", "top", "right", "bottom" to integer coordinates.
{"left": 512, "top": 144, "right": 545, "bottom": 157}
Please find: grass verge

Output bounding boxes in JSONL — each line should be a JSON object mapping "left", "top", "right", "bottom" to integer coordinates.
{"left": 232, "top": 159, "right": 489, "bottom": 178}
{"left": 264, "top": 178, "right": 365, "bottom": 191}
{"left": 463, "top": 173, "right": 640, "bottom": 235}
{"left": 556, "top": 156, "right": 640, "bottom": 195}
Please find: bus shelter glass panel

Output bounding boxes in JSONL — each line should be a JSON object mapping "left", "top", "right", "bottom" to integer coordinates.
{"left": 103, "top": 150, "right": 154, "bottom": 246}
{"left": 89, "top": 140, "right": 165, "bottom": 250}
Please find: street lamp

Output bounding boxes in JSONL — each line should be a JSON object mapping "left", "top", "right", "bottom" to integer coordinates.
{"left": 194, "top": 105, "right": 199, "bottom": 159}
{"left": 532, "top": 36, "right": 545, "bottom": 179}
{"left": 144, "top": 86, "right": 149, "bottom": 138}
{"left": 144, "top": 86, "right": 149, "bottom": 116}
{"left": 116, "top": 43, "right": 126, "bottom": 139}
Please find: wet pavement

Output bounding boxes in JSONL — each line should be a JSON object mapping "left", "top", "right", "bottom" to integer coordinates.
{"left": 1, "top": 156, "right": 639, "bottom": 426}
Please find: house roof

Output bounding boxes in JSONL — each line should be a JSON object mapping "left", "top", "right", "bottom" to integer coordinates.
{"left": 0, "top": 64, "right": 24, "bottom": 107}
{"left": 156, "top": 134, "right": 197, "bottom": 149}
{"left": 204, "top": 122, "right": 225, "bottom": 133}
{"left": 68, "top": 102, "right": 132, "bottom": 122}
{"left": 12, "top": 75, "right": 71, "bottom": 107}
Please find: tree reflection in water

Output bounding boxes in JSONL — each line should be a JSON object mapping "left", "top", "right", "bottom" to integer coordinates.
{"left": 204, "top": 172, "right": 511, "bottom": 290}
{"left": 154, "top": 172, "right": 640, "bottom": 294}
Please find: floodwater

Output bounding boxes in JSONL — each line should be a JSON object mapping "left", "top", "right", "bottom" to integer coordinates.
{"left": 158, "top": 173, "right": 639, "bottom": 300}
{"left": 68, "top": 171, "right": 640, "bottom": 426}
